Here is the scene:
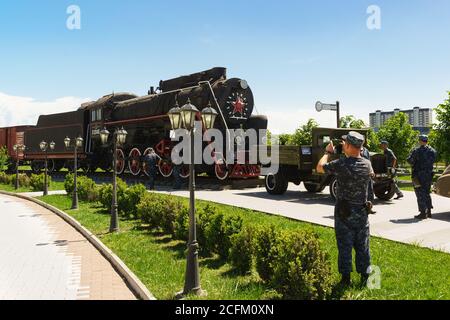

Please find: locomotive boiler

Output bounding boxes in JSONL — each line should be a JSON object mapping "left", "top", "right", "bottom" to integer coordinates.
{"left": 15, "top": 67, "right": 267, "bottom": 180}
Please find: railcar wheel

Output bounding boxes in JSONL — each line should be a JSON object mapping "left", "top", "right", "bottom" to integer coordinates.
{"left": 31, "top": 161, "right": 42, "bottom": 174}
{"left": 215, "top": 163, "right": 229, "bottom": 181}
{"left": 179, "top": 165, "right": 190, "bottom": 179}
{"left": 158, "top": 160, "right": 173, "bottom": 178}
{"left": 329, "top": 177, "right": 338, "bottom": 201}
{"left": 47, "top": 159, "right": 55, "bottom": 173}
{"left": 115, "top": 149, "right": 125, "bottom": 175}
{"left": 265, "top": 173, "right": 288, "bottom": 195}
{"left": 128, "top": 148, "right": 142, "bottom": 176}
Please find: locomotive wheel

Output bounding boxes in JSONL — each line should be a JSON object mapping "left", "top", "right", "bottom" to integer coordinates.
{"left": 158, "top": 160, "right": 173, "bottom": 178}
{"left": 115, "top": 149, "right": 125, "bottom": 175}
{"left": 179, "top": 165, "right": 190, "bottom": 179}
{"left": 128, "top": 148, "right": 142, "bottom": 176}
{"left": 329, "top": 177, "right": 338, "bottom": 201}
{"left": 47, "top": 159, "right": 55, "bottom": 173}
{"left": 215, "top": 163, "right": 229, "bottom": 181}
{"left": 265, "top": 173, "right": 288, "bottom": 195}
{"left": 304, "top": 182, "right": 325, "bottom": 193}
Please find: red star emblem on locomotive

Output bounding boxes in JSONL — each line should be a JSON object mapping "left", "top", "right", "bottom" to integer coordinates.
{"left": 232, "top": 96, "right": 245, "bottom": 114}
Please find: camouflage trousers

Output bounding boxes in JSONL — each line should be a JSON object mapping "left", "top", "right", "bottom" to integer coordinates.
{"left": 414, "top": 179, "right": 433, "bottom": 212}
{"left": 334, "top": 205, "right": 371, "bottom": 275}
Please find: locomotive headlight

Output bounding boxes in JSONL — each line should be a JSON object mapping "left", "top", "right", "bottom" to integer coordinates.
{"left": 116, "top": 127, "right": 127, "bottom": 146}
{"left": 39, "top": 141, "right": 48, "bottom": 152}
{"left": 168, "top": 106, "right": 182, "bottom": 130}
{"left": 201, "top": 104, "right": 218, "bottom": 130}
{"left": 76, "top": 136, "right": 84, "bottom": 148}
{"left": 100, "top": 127, "right": 110, "bottom": 146}
{"left": 180, "top": 99, "right": 199, "bottom": 131}
{"left": 240, "top": 80, "right": 248, "bottom": 90}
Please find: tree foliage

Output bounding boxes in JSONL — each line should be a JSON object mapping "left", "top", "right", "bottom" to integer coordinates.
{"left": 377, "top": 112, "right": 418, "bottom": 163}
{"left": 429, "top": 92, "right": 450, "bottom": 164}
{"left": 288, "top": 119, "right": 319, "bottom": 146}
{"left": 339, "top": 115, "right": 379, "bottom": 151}
{"left": 0, "top": 147, "right": 9, "bottom": 172}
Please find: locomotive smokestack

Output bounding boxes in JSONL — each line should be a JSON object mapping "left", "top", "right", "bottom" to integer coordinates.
{"left": 148, "top": 86, "right": 155, "bottom": 95}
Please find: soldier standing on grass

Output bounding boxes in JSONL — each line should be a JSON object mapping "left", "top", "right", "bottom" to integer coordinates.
{"left": 317, "top": 131, "right": 373, "bottom": 287}
{"left": 380, "top": 141, "right": 404, "bottom": 200}
{"left": 360, "top": 145, "right": 375, "bottom": 204}
{"left": 407, "top": 135, "right": 437, "bottom": 219}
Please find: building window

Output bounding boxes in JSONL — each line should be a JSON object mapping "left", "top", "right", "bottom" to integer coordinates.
{"left": 96, "top": 109, "right": 102, "bottom": 121}
{"left": 91, "top": 110, "right": 96, "bottom": 122}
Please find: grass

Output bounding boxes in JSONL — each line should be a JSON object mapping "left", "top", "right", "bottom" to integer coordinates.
{"left": 0, "top": 181, "right": 65, "bottom": 193}
{"left": 36, "top": 194, "right": 450, "bottom": 300}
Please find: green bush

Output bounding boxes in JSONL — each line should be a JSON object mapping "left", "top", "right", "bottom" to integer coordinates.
{"left": 229, "top": 226, "right": 256, "bottom": 274}
{"left": 205, "top": 210, "right": 243, "bottom": 260}
{"left": 30, "top": 174, "right": 51, "bottom": 191}
{"left": 121, "top": 184, "right": 147, "bottom": 219}
{"left": 64, "top": 173, "right": 99, "bottom": 201}
{"left": 0, "top": 172, "right": 13, "bottom": 185}
{"left": 271, "top": 230, "right": 332, "bottom": 300}
{"left": 254, "top": 225, "right": 278, "bottom": 282}
{"left": 98, "top": 178, "right": 128, "bottom": 210}
{"left": 17, "top": 173, "right": 31, "bottom": 188}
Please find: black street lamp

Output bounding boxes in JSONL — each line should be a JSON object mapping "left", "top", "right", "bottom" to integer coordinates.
{"left": 64, "top": 136, "right": 83, "bottom": 209}
{"left": 99, "top": 126, "right": 128, "bottom": 233}
{"left": 13, "top": 144, "right": 26, "bottom": 190}
{"left": 39, "top": 140, "right": 55, "bottom": 196}
{"left": 169, "top": 99, "right": 217, "bottom": 298}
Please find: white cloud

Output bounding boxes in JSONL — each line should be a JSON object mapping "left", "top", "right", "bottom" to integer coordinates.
{"left": 0, "top": 92, "right": 90, "bottom": 127}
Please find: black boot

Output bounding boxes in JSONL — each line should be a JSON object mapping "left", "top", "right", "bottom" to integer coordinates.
{"left": 414, "top": 211, "right": 427, "bottom": 220}
{"left": 426, "top": 208, "right": 432, "bottom": 218}
{"left": 339, "top": 274, "right": 351, "bottom": 287}
{"left": 360, "top": 273, "right": 370, "bottom": 288}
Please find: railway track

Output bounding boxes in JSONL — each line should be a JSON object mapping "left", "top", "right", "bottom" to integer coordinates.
{"left": 18, "top": 170, "right": 265, "bottom": 191}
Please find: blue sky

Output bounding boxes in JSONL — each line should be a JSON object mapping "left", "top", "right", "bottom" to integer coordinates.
{"left": 1, "top": 0, "right": 449, "bottom": 132}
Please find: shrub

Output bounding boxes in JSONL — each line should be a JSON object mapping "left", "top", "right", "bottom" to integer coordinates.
{"left": 17, "top": 173, "right": 31, "bottom": 188}
{"left": 64, "top": 173, "right": 99, "bottom": 201}
{"left": 254, "top": 225, "right": 279, "bottom": 282}
{"left": 0, "top": 172, "right": 12, "bottom": 185}
{"left": 30, "top": 174, "right": 51, "bottom": 191}
{"left": 121, "top": 184, "right": 147, "bottom": 219}
{"left": 98, "top": 178, "right": 128, "bottom": 210}
{"left": 271, "top": 230, "right": 332, "bottom": 300}
{"left": 205, "top": 210, "right": 243, "bottom": 260}
{"left": 229, "top": 226, "right": 256, "bottom": 274}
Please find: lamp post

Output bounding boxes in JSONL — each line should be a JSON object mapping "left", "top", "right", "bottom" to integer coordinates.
{"left": 64, "top": 136, "right": 83, "bottom": 209}
{"left": 99, "top": 126, "right": 128, "bottom": 233}
{"left": 168, "top": 99, "right": 217, "bottom": 298}
{"left": 39, "top": 141, "right": 55, "bottom": 196}
{"left": 13, "top": 144, "right": 26, "bottom": 190}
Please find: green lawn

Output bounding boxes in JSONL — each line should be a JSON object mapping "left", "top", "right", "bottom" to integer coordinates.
{"left": 36, "top": 194, "right": 450, "bottom": 300}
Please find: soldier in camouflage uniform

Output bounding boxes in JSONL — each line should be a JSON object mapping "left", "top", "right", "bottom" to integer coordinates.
{"left": 380, "top": 141, "right": 403, "bottom": 199}
{"left": 360, "top": 146, "right": 375, "bottom": 203}
{"left": 317, "top": 131, "right": 373, "bottom": 286}
{"left": 407, "top": 135, "right": 437, "bottom": 219}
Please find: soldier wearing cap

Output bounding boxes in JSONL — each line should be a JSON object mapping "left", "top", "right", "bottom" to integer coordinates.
{"left": 407, "top": 135, "right": 437, "bottom": 219}
{"left": 144, "top": 148, "right": 160, "bottom": 190}
{"left": 380, "top": 141, "right": 403, "bottom": 199}
{"left": 317, "top": 131, "right": 373, "bottom": 287}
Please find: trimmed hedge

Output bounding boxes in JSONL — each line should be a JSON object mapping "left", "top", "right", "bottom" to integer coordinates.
{"left": 30, "top": 174, "right": 51, "bottom": 191}
{"left": 64, "top": 173, "right": 99, "bottom": 202}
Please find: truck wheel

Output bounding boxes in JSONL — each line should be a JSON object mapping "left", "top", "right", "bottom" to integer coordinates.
{"left": 374, "top": 182, "right": 396, "bottom": 200}
{"left": 329, "top": 177, "right": 338, "bottom": 201}
{"left": 265, "top": 173, "right": 288, "bottom": 195}
{"left": 304, "top": 182, "right": 325, "bottom": 193}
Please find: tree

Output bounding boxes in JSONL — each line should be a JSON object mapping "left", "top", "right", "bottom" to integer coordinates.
{"left": 0, "top": 147, "right": 8, "bottom": 172}
{"left": 429, "top": 92, "right": 450, "bottom": 165}
{"left": 377, "top": 112, "right": 419, "bottom": 163}
{"left": 288, "top": 119, "right": 319, "bottom": 146}
{"left": 340, "top": 115, "right": 380, "bottom": 152}
{"left": 277, "top": 134, "right": 291, "bottom": 146}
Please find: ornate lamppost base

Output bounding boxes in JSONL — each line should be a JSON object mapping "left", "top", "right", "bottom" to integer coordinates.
{"left": 175, "top": 288, "right": 207, "bottom": 300}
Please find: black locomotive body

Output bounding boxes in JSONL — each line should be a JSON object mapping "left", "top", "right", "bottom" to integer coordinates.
{"left": 19, "top": 68, "right": 268, "bottom": 180}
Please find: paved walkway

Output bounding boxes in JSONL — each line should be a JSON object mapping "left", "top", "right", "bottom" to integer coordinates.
{"left": 157, "top": 185, "right": 450, "bottom": 254}
{"left": 0, "top": 193, "right": 136, "bottom": 300}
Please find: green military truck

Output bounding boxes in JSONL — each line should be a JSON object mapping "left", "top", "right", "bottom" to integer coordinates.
{"left": 435, "top": 165, "right": 450, "bottom": 198}
{"left": 264, "top": 127, "right": 397, "bottom": 200}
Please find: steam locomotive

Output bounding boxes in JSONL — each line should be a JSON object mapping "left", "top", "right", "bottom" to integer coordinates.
{"left": 1, "top": 68, "right": 268, "bottom": 180}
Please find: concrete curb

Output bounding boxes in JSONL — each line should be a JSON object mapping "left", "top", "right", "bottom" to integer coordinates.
{"left": 0, "top": 190, "right": 156, "bottom": 301}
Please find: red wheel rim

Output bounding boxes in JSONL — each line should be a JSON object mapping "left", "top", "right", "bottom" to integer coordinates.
{"left": 158, "top": 160, "right": 173, "bottom": 178}
{"left": 179, "top": 165, "right": 190, "bottom": 178}
{"left": 116, "top": 149, "right": 125, "bottom": 174}
{"left": 215, "top": 163, "right": 228, "bottom": 180}
{"left": 128, "top": 148, "right": 142, "bottom": 176}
